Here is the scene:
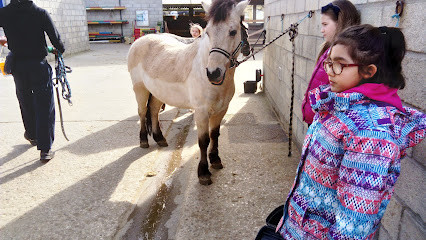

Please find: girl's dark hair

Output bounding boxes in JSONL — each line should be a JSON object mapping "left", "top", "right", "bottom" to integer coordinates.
{"left": 317, "top": 0, "right": 360, "bottom": 61}
{"left": 333, "top": 24, "right": 406, "bottom": 89}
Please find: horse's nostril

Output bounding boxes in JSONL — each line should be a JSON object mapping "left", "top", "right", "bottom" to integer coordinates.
{"left": 206, "top": 68, "right": 221, "bottom": 80}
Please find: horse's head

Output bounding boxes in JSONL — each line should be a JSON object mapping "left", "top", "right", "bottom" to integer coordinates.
{"left": 202, "top": 0, "right": 249, "bottom": 85}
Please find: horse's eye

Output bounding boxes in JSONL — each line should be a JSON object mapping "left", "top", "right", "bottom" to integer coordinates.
{"left": 230, "top": 30, "right": 237, "bottom": 37}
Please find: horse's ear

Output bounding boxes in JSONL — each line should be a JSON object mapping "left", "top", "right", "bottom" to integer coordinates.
{"left": 201, "top": 1, "right": 211, "bottom": 13}
{"left": 235, "top": 0, "right": 250, "bottom": 16}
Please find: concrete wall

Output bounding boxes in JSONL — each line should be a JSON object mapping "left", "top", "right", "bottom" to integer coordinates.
{"left": 84, "top": 0, "right": 163, "bottom": 38}
{"left": 2, "top": 0, "right": 90, "bottom": 56}
{"left": 263, "top": 0, "right": 425, "bottom": 239}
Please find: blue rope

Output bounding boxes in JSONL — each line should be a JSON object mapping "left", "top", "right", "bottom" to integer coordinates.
{"left": 297, "top": 11, "right": 314, "bottom": 25}
{"left": 391, "top": 14, "right": 400, "bottom": 27}
{"left": 54, "top": 52, "right": 72, "bottom": 105}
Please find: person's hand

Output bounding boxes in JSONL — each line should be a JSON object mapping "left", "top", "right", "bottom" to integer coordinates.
{"left": 0, "top": 36, "right": 7, "bottom": 47}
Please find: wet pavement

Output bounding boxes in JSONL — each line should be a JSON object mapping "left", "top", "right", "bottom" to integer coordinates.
{"left": 0, "top": 43, "right": 300, "bottom": 239}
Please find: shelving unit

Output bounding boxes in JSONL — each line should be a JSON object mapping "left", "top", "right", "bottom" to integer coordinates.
{"left": 86, "top": 6, "right": 126, "bottom": 11}
{"left": 87, "top": 20, "right": 129, "bottom": 25}
{"left": 88, "top": 32, "right": 123, "bottom": 42}
{"left": 86, "top": 3, "right": 128, "bottom": 42}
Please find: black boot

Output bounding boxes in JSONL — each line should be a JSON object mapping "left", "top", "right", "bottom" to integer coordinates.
{"left": 24, "top": 132, "right": 37, "bottom": 146}
{"left": 40, "top": 150, "right": 55, "bottom": 162}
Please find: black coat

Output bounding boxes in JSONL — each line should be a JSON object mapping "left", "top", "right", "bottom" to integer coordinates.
{"left": 0, "top": 0, "right": 65, "bottom": 59}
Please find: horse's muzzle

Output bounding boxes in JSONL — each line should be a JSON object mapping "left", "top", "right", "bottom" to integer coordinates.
{"left": 206, "top": 68, "right": 225, "bottom": 85}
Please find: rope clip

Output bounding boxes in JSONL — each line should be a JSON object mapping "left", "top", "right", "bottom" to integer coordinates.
{"left": 395, "top": 0, "right": 404, "bottom": 16}
{"left": 289, "top": 24, "right": 298, "bottom": 41}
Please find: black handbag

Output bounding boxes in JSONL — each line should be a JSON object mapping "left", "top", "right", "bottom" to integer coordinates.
{"left": 255, "top": 205, "right": 284, "bottom": 240}
{"left": 4, "top": 51, "right": 14, "bottom": 74}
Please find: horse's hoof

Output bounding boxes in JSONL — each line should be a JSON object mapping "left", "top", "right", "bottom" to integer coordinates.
{"left": 211, "top": 162, "right": 223, "bottom": 169}
{"left": 140, "top": 142, "right": 149, "bottom": 148}
{"left": 157, "top": 140, "right": 168, "bottom": 147}
{"left": 199, "top": 176, "right": 213, "bottom": 185}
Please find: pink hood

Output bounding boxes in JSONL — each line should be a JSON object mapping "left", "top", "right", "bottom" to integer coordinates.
{"left": 344, "top": 83, "right": 405, "bottom": 112}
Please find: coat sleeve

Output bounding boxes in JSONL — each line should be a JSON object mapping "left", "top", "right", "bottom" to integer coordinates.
{"left": 41, "top": 9, "right": 65, "bottom": 53}
{"left": 0, "top": 8, "right": 5, "bottom": 27}
{"left": 327, "top": 133, "right": 400, "bottom": 239}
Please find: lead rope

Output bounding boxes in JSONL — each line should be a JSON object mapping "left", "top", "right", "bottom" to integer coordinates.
{"left": 288, "top": 24, "right": 298, "bottom": 157}
{"left": 233, "top": 11, "right": 313, "bottom": 68}
{"left": 51, "top": 50, "right": 72, "bottom": 141}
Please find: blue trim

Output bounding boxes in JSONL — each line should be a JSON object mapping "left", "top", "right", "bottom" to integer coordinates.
{"left": 341, "top": 157, "right": 389, "bottom": 175}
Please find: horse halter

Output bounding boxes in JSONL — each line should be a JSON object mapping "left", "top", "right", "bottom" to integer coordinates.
{"left": 208, "top": 22, "right": 247, "bottom": 69}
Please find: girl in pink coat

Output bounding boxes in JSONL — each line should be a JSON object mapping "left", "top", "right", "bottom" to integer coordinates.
{"left": 302, "top": 0, "right": 360, "bottom": 125}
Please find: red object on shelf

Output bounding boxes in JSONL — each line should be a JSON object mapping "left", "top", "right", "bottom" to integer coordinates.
{"left": 133, "top": 28, "right": 156, "bottom": 40}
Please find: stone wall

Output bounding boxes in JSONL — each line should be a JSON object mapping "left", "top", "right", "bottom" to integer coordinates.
{"left": 263, "top": 0, "right": 425, "bottom": 239}
{"left": 84, "top": 0, "right": 163, "bottom": 38}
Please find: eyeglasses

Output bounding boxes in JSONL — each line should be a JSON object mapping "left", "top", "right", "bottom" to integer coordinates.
{"left": 323, "top": 60, "right": 361, "bottom": 75}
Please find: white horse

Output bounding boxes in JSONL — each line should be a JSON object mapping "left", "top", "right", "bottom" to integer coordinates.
{"left": 127, "top": 0, "right": 249, "bottom": 185}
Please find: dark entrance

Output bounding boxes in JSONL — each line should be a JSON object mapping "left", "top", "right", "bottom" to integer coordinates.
{"left": 163, "top": 4, "right": 207, "bottom": 37}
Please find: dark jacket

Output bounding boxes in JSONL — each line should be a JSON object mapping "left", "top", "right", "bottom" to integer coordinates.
{"left": 0, "top": 0, "right": 65, "bottom": 59}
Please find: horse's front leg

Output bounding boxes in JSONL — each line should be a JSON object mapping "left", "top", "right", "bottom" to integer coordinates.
{"left": 208, "top": 111, "right": 227, "bottom": 169}
{"left": 195, "top": 110, "right": 212, "bottom": 185}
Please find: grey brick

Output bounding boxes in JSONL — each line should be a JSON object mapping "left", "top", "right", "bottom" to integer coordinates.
{"left": 400, "top": 210, "right": 426, "bottom": 240}
{"left": 305, "top": 0, "right": 319, "bottom": 11}
{"left": 359, "top": 5, "right": 383, "bottom": 25}
{"left": 400, "top": 2, "right": 426, "bottom": 53}
{"left": 302, "top": 36, "right": 317, "bottom": 61}
{"left": 295, "top": 0, "right": 305, "bottom": 13}
{"left": 350, "top": 0, "right": 368, "bottom": 4}
{"left": 380, "top": 197, "right": 402, "bottom": 240}
{"left": 394, "top": 157, "right": 426, "bottom": 223}
{"left": 286, "top": 0, "right": 296, "bottom": 14}
{"left": 399, "top": 53, "right": 426, "bottom": 110}
{"left": 412, "top": 140, "right": 426, "bottom": 168}
{"left": 295, "top": 56, "right": 307, "bottom": 79}
{"left": 377, "top": 227, "right": 391, "bottom": 240}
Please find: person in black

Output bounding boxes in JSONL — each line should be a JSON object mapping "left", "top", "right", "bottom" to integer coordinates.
{"left": 0, "top": 0, "right": 65, "bottom": 161}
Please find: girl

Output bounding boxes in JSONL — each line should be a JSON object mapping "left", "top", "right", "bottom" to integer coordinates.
{"left": 302, "top": 0, "right": 360, "bottom": 125}
{"left": 277, "top": 25, "right": 425, "bottom": 239}
{"left": 189, "top": 23, "right": 203, "bottom": 38}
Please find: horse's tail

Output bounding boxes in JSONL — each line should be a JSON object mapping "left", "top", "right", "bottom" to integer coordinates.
{"left": 146, "top": 94, "right": 153, "bottom": 136}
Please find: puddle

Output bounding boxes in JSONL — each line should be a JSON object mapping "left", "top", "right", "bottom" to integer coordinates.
{"left": 141, "top": 117, "right": 191, "bottom": 240}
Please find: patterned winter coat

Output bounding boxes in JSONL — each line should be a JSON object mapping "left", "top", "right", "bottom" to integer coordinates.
{"left": 278, "top": 85, "right": 426, "bottom": 239}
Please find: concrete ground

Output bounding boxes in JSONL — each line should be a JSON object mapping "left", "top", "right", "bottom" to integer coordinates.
{"left": 0, "top": 43, "right": 300, "bottom": 239}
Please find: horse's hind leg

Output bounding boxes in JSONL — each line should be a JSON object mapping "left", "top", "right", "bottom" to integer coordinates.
{"left": 195, "top": 110, "right": 212, "bottom": 185}
{"left": 148, "top": 95, "right": 168, "bottom": 147}
{"left": 208, "top": 111, "right": 226, "bottom": 169}
{"left": 133, "top": 82, "right": 150, "bottom": 148}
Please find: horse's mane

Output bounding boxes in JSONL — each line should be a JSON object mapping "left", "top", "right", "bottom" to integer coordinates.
{"left": 207, "top": 0, "right": 239, "bottom": 23}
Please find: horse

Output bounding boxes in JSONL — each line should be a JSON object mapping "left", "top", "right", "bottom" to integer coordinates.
{"left": 127, "top": 0, "right": 250, "bottom": 185}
